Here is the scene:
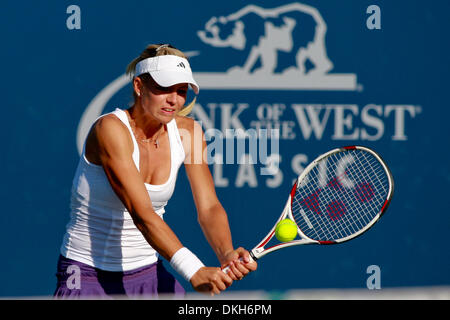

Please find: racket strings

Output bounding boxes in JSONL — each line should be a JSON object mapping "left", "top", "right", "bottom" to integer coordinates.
{"left": 291, "top": 149, "right": 389, "bottom": 241}
{"left": 319, "top": 152, "right": 385, "bottom": 237}
{"left": 293, "top": 155, "right": 361, "bottom": 239}
{"left": 325, "top": 152, "right": 383, "bottom": 234}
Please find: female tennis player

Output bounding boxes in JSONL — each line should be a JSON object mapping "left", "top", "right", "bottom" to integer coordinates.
{"left": 54, "top": 44, "right": 257, "bottom": 298}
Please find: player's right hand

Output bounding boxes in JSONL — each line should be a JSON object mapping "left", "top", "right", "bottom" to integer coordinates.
{"left": 190, "top": 267, "right": 233, "bottom": 296}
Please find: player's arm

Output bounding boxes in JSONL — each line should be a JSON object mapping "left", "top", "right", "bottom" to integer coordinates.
{"left": 90, "top": 115, "right": 183, "bottom": 260}
{"left": 89, "top": 115, "right": 232, "bottom": 294}
{"left": 181, "top": 119, "right": 257, "bottom": 278}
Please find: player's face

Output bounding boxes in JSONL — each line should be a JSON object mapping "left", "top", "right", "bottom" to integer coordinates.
{"left": 139, "top": 76, "right": 188, "bottom": 123}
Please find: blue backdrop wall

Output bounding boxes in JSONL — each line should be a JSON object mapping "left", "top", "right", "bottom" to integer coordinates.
{"left": 1, "top": 0, "right": 449, "bottom": 296}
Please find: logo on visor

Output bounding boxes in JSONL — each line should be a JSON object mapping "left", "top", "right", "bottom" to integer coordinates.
{"left": 195, "top": 2, "right": 358, "bottom": 91}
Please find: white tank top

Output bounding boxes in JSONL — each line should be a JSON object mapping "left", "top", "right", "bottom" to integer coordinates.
{"left": 60, "top": 108, "right": 186, "bottom": 271}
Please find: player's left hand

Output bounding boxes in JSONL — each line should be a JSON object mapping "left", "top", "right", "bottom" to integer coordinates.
{"left": 221, "top": 247, "right": 257, "bottom": 280}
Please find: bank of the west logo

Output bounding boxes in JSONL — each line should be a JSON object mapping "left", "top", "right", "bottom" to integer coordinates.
{"left": 77, "top": 2, "right": 358, "bottom": 154}
{"left": 195, "top": 3, "right": 357, "bottom": 91}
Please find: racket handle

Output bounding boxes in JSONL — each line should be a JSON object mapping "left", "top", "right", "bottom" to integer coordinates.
{"left": 221, "top": 255, "right": 255, "bottom": 274}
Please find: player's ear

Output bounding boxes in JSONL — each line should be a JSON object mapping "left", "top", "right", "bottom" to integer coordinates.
{"left": 132, "top": 76, "right": 144, "bottom": 97}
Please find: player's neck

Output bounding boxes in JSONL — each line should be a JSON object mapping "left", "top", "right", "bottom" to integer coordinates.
{"left": 127, "top": 105, "right": 164, "bottom": 140}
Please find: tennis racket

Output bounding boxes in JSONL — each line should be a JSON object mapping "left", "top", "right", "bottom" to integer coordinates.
{"left": 223, "top": 145, "right": 394, "bottom": 273}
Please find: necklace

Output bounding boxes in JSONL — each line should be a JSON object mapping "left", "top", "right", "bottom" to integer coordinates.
{"left": 141, "top": 136, "right": 160, "bottom": 148}
{"left": 140, "top": 126, "right": 164, "bottom": 148}
{"left": 126, "top": 112, "right": 163, "bottom": 148}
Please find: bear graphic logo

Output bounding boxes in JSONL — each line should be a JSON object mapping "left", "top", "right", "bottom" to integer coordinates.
{"left": 195, "top": 3, "right": 357, "bottom": 90}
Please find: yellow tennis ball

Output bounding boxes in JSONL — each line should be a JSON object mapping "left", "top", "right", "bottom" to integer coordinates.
{"left": 275, "top": 219, "right": 297, "bottom": 242}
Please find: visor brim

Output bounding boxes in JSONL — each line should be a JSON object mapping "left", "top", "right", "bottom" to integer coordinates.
{"left": 150, "top": 70, "right": 199, "bottom": 95}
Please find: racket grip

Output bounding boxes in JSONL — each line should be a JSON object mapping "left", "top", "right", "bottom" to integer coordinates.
{"left": 221, "top": 255, "right": 255, "bottom": 274}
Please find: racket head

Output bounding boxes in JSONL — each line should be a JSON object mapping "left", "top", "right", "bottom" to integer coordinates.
{"left": 291, "top": 145, "right": 394, "bottom": 244}
{"left": 251, "top": 146, "right": 394, "bottom": 260}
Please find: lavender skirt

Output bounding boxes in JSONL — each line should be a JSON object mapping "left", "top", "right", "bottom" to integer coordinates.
{"left": 53, "top": 255, "right": 185, "bottom": 299}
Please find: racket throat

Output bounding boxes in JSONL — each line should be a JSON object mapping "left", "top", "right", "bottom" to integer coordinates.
{"left": 251, "top": 247, "right": 265, "bottom": 261}
{"left": 249, "top": 250, "right": 258, "bottom": 261}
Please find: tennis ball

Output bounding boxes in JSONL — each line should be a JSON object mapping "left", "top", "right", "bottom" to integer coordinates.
{"left": 275, "top": 219, "right": 298, "bottom": 242}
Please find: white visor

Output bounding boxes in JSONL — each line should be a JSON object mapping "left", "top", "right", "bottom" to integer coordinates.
{"left": 135, "top": 55, "right": 199, "bottom": 94}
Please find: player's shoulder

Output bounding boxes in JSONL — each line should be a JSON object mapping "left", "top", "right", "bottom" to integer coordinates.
{"left": 175, "top": 115, "right": 203, "bottom": 134}
{"left": 94, "top": 113, "right": 127, "bottom": 133}
{"left": 84, "top": 113, "right": 133, "bottom": 160}
{"left": 91, "top": 113, "right": 130, "bottom": 145}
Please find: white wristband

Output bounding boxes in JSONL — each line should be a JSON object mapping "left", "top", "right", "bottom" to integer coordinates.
{"left": 170, "top": 247, "right": 205, "bottom": 282}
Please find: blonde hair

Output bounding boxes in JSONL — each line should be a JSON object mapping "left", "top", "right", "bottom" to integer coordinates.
{"left": 126, "top": 44, "right": 196, "bottom": 116}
